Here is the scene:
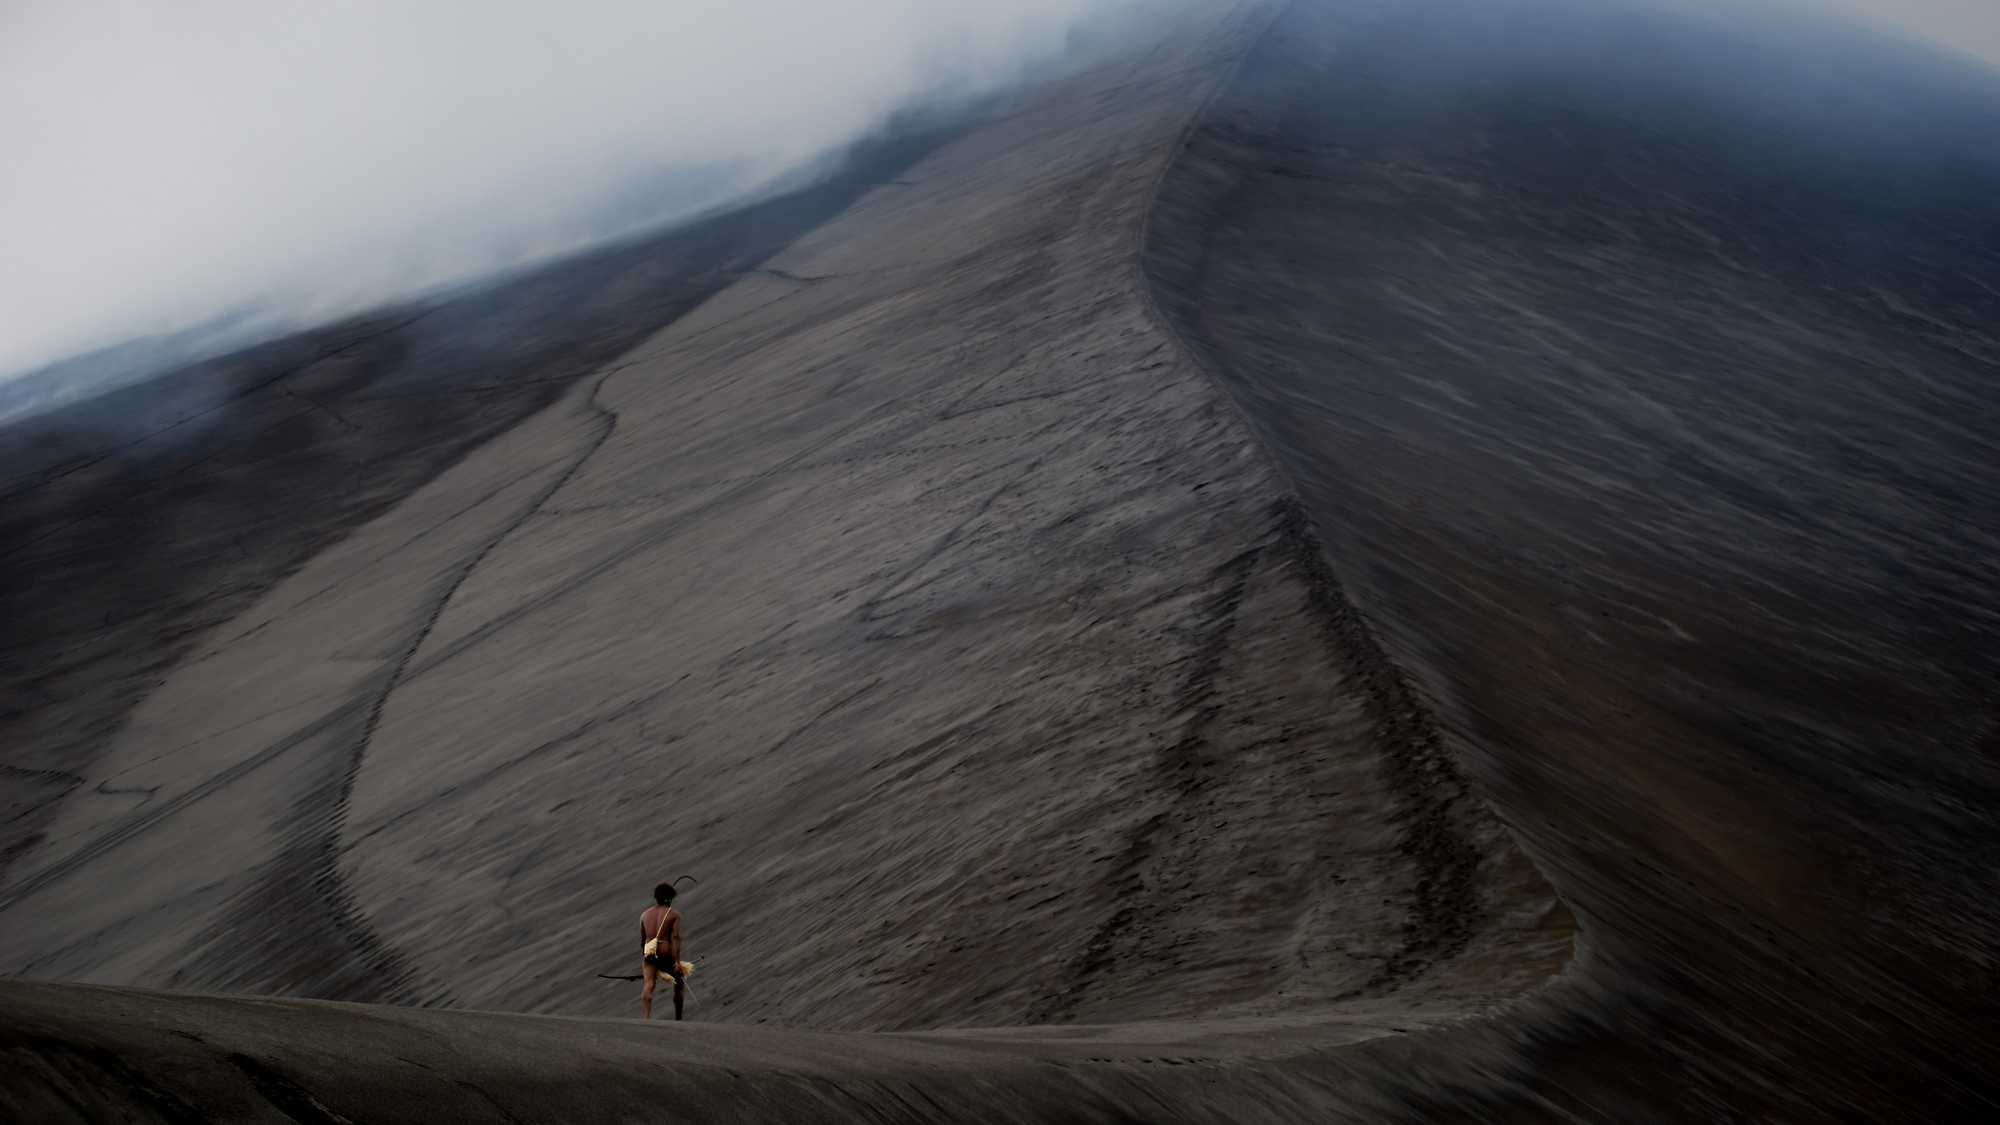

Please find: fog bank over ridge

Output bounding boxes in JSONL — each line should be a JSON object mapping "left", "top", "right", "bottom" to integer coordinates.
{"left": 1, "top": 0, "right": 1992, "bottom": 391}
{"left": 0, "top": 0, "right": 1180, "bottom": 383}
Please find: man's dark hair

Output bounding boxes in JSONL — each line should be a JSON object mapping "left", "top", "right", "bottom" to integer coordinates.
{"left": 654, "top": 882, "right": 676, "bottom": 906}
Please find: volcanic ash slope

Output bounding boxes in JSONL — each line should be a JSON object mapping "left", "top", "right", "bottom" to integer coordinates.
{"left": 335, "top": 0, "right": 1569, "bottom": 1027}
{"left": 0, "top": 0, "right": 1568, "bottom": 1035}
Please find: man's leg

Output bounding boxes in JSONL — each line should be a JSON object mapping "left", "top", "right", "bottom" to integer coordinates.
{"left": 641, "top": 964, "right": 657, "bottom": 1020}
{"left": 672, "top": 975, "right": 686, "bottom": 1021}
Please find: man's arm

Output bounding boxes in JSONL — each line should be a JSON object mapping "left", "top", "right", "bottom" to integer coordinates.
{"left": 669, "top": 914, "right": 684, "bottom": 974}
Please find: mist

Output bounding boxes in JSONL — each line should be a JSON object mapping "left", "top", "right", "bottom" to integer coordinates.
{"left": 1826, "top": 0, "right": 2000, "bottom": 64}
{"left": 0, "top": 0, "right": 1174, "bottom": 384}
{"left": 2, "top": 0, "right": 1994, "bottom": 393}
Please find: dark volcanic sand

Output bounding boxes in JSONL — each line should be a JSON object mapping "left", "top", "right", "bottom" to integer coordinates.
{"left": 4, "top": 0, "right": 1999, "bottom": 1121}
{"left": 1151, "top": 0, "right": 2000, "bottom": 1116}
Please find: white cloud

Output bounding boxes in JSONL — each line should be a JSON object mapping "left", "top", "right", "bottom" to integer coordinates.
{"left": 2, "top": 0, "right": 1990, "bottom": 384}
{"left": 0, "top": 0, "right": 1163, "bottom": 378}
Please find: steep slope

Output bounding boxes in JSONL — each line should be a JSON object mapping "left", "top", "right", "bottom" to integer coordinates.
{"left": 25, "top": 0, "right": 1992, "bottom": 1119}
{"left": 1151, "top": 0, "right": 2000, "bottom": 1117}
{"left": 1, "top": 5, "right": 1570, "bottom": 1111}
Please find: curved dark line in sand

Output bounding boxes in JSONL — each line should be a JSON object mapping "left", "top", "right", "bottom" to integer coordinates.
{"left": 220, "top": 0, "right": 1550, "bottom": 1024}
{"left": 0, "top": 388, "right": 622, "bottom": 1004}
{"left": 1028, "top": 544, "right": 1264, "bottom": 1023}
{"left": 215, "top": 0, "right": 1552, "bottom": 1027}
{"left": 180, "top": 380, "right": 622, "bottom": 1006}
{"left": 1128, "top": 0, "right": 1562, "bottom": 1004}
{"left": 0, "top": 10, "right": 1588, "bottom": 1119}
{"left": 315, "top": 375, "right": 624, "bottom": 1004}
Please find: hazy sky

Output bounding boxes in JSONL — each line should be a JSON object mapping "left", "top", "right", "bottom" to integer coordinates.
{"left": 1833, "top": 0, "right": 2000, "bottom": 63}
{"left": 0, "top": 0, "right": 1993, "bottom": 382}
{"left": 0, "top": 0, "right": 1163, "bottom": 378}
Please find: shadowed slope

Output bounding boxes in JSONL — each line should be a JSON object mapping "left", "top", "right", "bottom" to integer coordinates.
{"left": 1151, "top": 0, "right": 2000, "bottom": 1117}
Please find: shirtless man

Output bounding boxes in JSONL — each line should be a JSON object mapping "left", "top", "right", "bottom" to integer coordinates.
{"left": 640, "top": 882, "right": 685, "bottom": 1021}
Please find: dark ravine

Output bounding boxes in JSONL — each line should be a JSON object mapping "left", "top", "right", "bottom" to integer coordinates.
{"left": 1265, "top": 499, "right": 1487, "bottom": 999}
{"left": 1138, "top": 0, "right": 1506, "bottom": 1012}
{"left": 1026, "top": 543, "right": 1266, "bottom": 1025}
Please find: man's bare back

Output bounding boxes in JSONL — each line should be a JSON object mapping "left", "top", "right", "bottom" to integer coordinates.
{"left": 640, "top": 885, "right": 685, "bottom": 1021}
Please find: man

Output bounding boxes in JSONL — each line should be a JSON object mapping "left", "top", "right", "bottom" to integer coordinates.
{"left": 640, "top": 881, "right": 686, "bottom": 1021}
